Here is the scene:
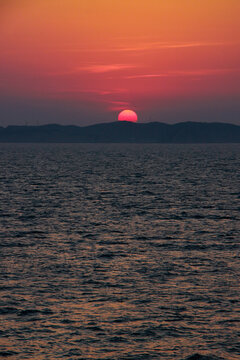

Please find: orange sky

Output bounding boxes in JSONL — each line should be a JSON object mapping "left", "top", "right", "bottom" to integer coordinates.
{"left": 0, "top": 0, "right": 240, "bottom": 125}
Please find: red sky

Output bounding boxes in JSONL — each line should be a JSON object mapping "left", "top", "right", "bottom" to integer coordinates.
{"left": 0, "top": 0, "right": 240, "bottom": 125}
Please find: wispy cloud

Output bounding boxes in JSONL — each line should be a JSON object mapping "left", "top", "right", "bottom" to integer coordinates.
{"left": 108, "top": 100, "right": 130, "bottom": 105}
{"left": 126, "top": 68, "right": 240, "bottom": 79}
{"left": 56, "top": 41, "right": 236, "bottom": 54}
{"left": 107, "top": 100, "right": 131, "bottom": 112}
{"left": 49, "top": 64, "right": 136, "bottom": 76}
{"left": 115, "top": 41, "right": 226, "bottom": 52}
{"left": 55, "top": 88, "right": 128, "bottom": 95}
{"left": 79, "top": 64, "right": 136, "bottom": 73}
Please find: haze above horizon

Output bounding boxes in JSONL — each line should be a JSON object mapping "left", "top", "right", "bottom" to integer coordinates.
{"left": 0, "top": 0, "right": 239, "bottom": 126}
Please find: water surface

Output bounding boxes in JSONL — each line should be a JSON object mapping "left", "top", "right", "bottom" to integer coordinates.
{"left": 0, "top": 144, "right": 239, "bottom": 360}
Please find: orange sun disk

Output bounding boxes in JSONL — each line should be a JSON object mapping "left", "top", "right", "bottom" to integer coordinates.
{"left": 118, "top": 110, "right": 138, "bottom": 123}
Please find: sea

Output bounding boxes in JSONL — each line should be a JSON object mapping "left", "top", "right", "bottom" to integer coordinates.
{"left": 0, "top": 143, "right": 239, "bottom": 360}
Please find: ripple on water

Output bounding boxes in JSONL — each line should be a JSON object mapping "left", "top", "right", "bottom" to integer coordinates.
{"left": 0, "top": 143, "right": 239, "bottom": 360}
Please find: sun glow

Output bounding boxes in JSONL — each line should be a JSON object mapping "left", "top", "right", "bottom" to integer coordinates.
{"left": 118, "top": 110, "right": 138, "bottom": 122}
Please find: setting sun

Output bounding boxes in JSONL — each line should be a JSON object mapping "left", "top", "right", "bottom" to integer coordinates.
{"left": 118, "top": 110, "right": 138, "bottom": 123}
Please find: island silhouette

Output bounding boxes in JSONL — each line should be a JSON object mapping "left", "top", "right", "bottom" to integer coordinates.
{"left": 0, "top": 121, "right": 239, "bottom": 143}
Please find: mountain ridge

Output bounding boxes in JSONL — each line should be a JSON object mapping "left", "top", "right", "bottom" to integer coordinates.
{"left": 0, "top": 121, "right": 239, "bottom": 143}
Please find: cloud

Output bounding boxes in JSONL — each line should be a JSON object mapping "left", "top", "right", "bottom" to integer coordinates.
{"left": 126, "top": 68, "right": 240, "bottom": 79}
{"left": 79, "top": 64, "right": 136, "bottom": 73}
{"left": 107, "top": 100, "right": 131, "bottom": 112}
{"left": 57, "top": 41, "right": 235, "bottom": 54}
{"left": 113, "top": 41, "right": 228, "bottom": 53}
{"left": 108, "top": 100, "right": 130, "bottom": 105}
{"left": 55, "top": 88, "right": 128, "bottom": 96}
{"left": 49, "top": 64, "right": 136, "bottom": 76}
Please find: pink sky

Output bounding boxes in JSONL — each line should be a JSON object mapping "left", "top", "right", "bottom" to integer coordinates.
{"left": 0, "top": 0, "right": 239, "bottom": 125}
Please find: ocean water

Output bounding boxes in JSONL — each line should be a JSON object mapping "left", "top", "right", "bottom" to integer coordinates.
{"left": 0, "top": 143, "right": 239, "bottom": 360}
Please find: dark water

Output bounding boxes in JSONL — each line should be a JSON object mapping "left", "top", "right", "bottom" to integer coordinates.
{"left": 0, "top": 143, "right": 239, "bottom": 360}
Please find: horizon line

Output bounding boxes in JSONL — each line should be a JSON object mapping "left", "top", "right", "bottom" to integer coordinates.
{"left": 1, "top": 120, "right": 239, "bottom": 129}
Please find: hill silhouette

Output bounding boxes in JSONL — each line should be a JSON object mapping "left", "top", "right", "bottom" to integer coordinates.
{"left": 0, "top": 121, "right": 239, "bottom": 143}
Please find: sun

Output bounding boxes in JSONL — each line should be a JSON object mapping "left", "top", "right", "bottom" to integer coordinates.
{"left": 118, "top": 109, "right": 138, "bottom": 123}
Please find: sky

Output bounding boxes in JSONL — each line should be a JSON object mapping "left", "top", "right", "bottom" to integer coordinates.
{"left": 0, "top": 0, "right": 240, "bottom": 126}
